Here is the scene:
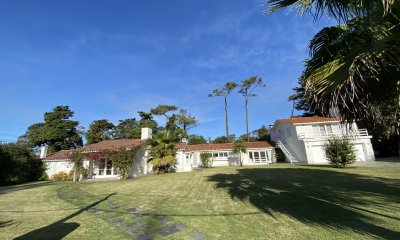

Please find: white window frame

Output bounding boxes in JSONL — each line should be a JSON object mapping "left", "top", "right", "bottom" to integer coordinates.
{"left": 248, "top": 150, "right": 269, "bottom": 163}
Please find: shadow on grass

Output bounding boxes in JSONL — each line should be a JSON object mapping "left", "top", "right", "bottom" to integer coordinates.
{"left": 0, "top": 181, "right": 54, "bottom": 195}
{"left": 14, "top": 192, "right": 116, "bottom": 240}
{"left": 0, "top": 220, "right": 14, "bottom": 228}
{"left": 207, "top": 167, "right": 400, "bottom": 239}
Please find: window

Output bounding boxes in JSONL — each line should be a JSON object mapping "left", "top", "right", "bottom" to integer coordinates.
{"left": 248, "top": 151, "right": 269, "bottom": 163}
{"left": 314, "top": 124, "right": 335, "bottom": 136}
{"left": 98, "top": 158, "right": 114, "bottom": 175}
{"left": 212, "top": 152, "right": 229, "bottom": 159}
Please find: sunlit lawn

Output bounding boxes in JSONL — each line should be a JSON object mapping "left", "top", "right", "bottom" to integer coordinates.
{"left": 1, "top": 164, "right": 399, "bottom": 239}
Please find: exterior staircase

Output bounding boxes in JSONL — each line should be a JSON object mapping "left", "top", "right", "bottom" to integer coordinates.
{"left": 275, "top": 140, "right": 299, "bottom": 164}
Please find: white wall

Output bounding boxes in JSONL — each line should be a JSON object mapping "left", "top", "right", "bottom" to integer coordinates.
{"left": 271, "top": 122, "right": 307, "bottom": 163}
{"left": 45, "top": 160, "right": 74, "bottom": 178}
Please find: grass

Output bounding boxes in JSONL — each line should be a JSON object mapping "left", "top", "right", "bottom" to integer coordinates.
{"left": 1, "top": 165, "right": 399, "bottom": 239}
{"left": 376, "top": 157, "right": 400, "bottom": 162}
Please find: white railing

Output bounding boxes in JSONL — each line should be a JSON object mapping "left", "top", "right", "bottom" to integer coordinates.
{"left": 275, "top": 140, "right": 297, "bottom": 164}
{"left": 297, "top": 129, "right": 370, "bottom": 140}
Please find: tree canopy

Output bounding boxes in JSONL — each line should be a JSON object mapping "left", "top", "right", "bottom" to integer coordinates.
{"left": 19, "top": 106, "right": 83, "bottom": 153}
{"left": 86, "top": 119, "right": 115, "bottom": 144}
{"left": 209, "top": 81, "right": 238, "bottom": 138}
{"left": 113, "top": 118, "right": 141, "bottom": 139}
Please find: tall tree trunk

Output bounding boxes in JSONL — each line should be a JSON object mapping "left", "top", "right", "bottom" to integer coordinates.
{"left": 397, "top": 80, "right": 400, "bottom": 156}
{"left": 225, "top": 96, "right": 229, "bottom": 138}
{"left": 245, "top": 96, "right": 249, "bottom": 142}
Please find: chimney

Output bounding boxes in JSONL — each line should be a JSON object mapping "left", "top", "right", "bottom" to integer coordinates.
{"left": 40, "top": 146, "right": 48, "bottom": 159}
{"left": 141, "top": 128, "right": 152, "bottom": 140}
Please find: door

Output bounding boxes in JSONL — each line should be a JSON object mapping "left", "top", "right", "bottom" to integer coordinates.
{"left": 98, "top": 159, "right": 114, "bottom": 175}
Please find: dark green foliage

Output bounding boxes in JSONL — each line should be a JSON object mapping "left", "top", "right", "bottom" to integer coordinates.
{"left": 138, "top": 111, "right": 159, "bottom": 133}
{"left": 252, "top": 125, "right": 270, "bottom": 141}
{"left": 200, "top": 152, "right": 213, "bottom": 168}
{"left": 150, "top": 105, "right": 178, "bottom": 119}
{"left": 86, "top": 119, "right": 115, "bottom": 144}
{"left": 113, "top": 118, "right": 140, "bottom": 139}
{"left": 213, "top": 136, "right": 230, "bottom": 144}
{"left": 324, "top": 137, "right": 357, "bottom": 168}
{"left": 0, "top": 143, "right": 46, "bottom": 185}
{"left": 233, "top": 140, "right": 247, "bottom": 166}
{"left": 176, "top": 109, "right": 199, "bottom": 137}
{"left": 148, "top": 132, "right": 177, "bottom": 173}
{"left": 70, "top": 151, "right": 85, "bottom": 182}
{"left": 188, "top": 134, "right": 207, "bottom": 145}
{"left": 19, "top": 106, "right": 83, "bottom": 153}
{"left": 275, "top": 148, "right": 286, "bottom": 163}
{"left": 238, "top": 134, "right": 257, "bottom": 142}
{"left": 106, "top": 148, "right": 140, "bottom": 179}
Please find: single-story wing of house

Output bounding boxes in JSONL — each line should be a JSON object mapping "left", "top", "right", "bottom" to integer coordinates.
{"left": 174, "top": 141, "right": 276, "bottom": 172}
{"left": 43, "top": 138, "right": 151, "bottom": 179}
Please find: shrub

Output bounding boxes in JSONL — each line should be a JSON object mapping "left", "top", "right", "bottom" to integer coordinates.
{"left": 200, "top": 152, "right": 213, "bottom": 168}
{"left": 275, "top": 148, "right": 285, "bottom": 163}
{"left": 51, "top": 171, "right": 71, "bottom": 181}
{"left": 0, "top": 143, "right": 46, "bottom": 185}
{"left": 324, "top": 137, "right": 356, "bottom": 168}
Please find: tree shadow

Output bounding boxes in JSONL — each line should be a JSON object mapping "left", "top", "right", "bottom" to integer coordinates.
{"left": 0, "top": 181, "right": 54, "bottom": 195}
{"left": 14, "top": 192, "right": 116, "bottom": 240}
{"left": 0, "top": 220, "right": 14, "bottom": 228}
{"left": 207, "top": 167, "right": 400, "bottom": 239}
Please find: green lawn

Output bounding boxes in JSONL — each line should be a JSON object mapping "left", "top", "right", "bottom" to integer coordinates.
{"left": 1, "top": 165, "right": 399, "bottom": 239}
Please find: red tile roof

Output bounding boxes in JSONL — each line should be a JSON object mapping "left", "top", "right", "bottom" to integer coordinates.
{"left": 177, "top": 141, "right": 274, "bottom": 152}
{"left": 44, "top": 139, "right": 144, "bottom": 161}
{"left": 277, "top": 117, "right": 339, "bottom": 125}
{"left": 44, "top": 150, "right": 73, "bottom": 160}
{"left": 79, "top": 139, "right": 144, "bottom": 152}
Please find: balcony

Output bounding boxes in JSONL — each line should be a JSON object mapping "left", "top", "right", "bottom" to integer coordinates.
{"left": 297, "top": 129, "right": 370, "bottom": 141}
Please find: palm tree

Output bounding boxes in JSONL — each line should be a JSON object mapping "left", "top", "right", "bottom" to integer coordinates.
{"left": 266, "top": 0, "right": 400, "bottom": 154}
{"left": 148, "top": 132, "right": 177, "bottom": 173}
{"left": 233, "top": 140, "right": 247, "bottom": 166}
{"left": 238, "top": 76, "right": 265, "bottom": 142}
{"left": 209, "top": 82, "right": 238, "bottom": 139}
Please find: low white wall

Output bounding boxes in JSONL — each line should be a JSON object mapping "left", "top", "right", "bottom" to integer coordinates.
{"left": 45, "top": 160, "right": 73, "bottom": 178}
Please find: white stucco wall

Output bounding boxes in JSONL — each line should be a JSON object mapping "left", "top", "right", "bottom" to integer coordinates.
{"left": 271, "top": 121, "right": 375, "bottom": 164}
{"left": 44, "top": 160, "right": 73, "bottom": 178}
{"left": 270, "top": 122, "right": 307, "bottom": 163}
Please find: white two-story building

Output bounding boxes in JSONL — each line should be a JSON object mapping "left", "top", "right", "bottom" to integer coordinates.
{"left": 270, "top": 117, "right": 375, "bottom": 164}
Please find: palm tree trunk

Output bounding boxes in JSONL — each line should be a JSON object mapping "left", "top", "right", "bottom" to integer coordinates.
{"left": 225, "top": 96, "right": 229, "bottom": 138}
{"left": 245, "top": 96, "right": 249, "bottom": 142}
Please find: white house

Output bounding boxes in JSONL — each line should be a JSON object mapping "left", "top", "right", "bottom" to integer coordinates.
{"left": 43, "top": 128, "right": 153, "bottom": 179}
{"left": 174, "top": 141, "right": 276, "bottom": 172}
{"left": 43, "top": 127, "right": 276, "bottom": 179}
{"left": 270, "top": 117, "right": 375, "bottom": 164}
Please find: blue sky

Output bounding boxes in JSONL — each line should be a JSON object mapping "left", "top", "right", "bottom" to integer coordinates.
{"left": 0, "top": 0, "right": 333, "bottom": 141}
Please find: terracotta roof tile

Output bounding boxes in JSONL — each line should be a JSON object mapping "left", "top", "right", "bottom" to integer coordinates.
{"left": 79, "top": 139, "right": 144, "bottom": 152}
{"left": 44, "top": 150, "right": 72, "bottom": 160}
{"left": 44, "top": 139, "right": 144, "bottom": 160}
{"left": 277, "top": 117, "right": 339, "bottom": 125}
{"left": 178, "top": 141, "right": 274, "bottom": 152}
